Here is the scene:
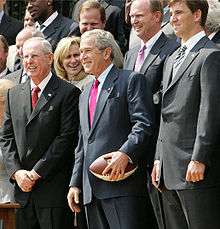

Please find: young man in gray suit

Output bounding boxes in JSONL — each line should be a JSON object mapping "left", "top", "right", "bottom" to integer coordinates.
{"left": 152, "top": 0, "right": 220, "bottom": 228}
{"left": 0, "top": 37, "right": 81, "bottom": 229}
{"left": 124, "top": 1, "right": 179, "bottom": 228}
{"left": 67, "top": 29, "right": 154, "bottom": 229}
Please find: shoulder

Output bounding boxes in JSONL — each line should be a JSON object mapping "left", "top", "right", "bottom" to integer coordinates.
{"left": 57, "top": 14, "right": 74, "bottom": 26}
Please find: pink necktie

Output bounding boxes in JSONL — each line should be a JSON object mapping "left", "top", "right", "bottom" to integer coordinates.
{"left": 134, "top": 45, "right": 146, "bottom": 72}
{"left": 32, "top": 86, "right": 41, "bottom": 109}
{"left": 89, "top": 79, "right": 99, "bottom": 127}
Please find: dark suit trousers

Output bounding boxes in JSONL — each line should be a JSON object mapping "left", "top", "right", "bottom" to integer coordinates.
{"left": 15, "top": 197, "right": 74, "bottom": 229}
{"left": 85, "top": 196, "right": 157, "bottom": 229}
{"left": 162, "top": 186, "right": 220, "bottom": 229}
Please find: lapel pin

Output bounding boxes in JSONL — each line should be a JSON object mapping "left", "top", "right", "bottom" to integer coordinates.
{"left": 48, "top": 93, "right": 52, "bottom": 97}
{"left": 107, "top": 88, "right": 111, "bottom": 93}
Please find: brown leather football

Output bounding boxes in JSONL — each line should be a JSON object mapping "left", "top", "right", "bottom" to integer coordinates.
{"left": 89, "top": 155, "right": 137, "bottom": 182}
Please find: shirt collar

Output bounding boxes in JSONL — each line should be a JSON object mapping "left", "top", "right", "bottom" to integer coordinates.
{"left": 182, "top": 31, "right": 206, "bottom": 51}
{"left": 31, "top": 72, "right": 52, "bottom": 92}
{"left": 39, "top": 11, "right": 58, "bottom": 29}
{"left": 0, "top": 11, "right": 4, "bottom": 23}
{"left": 96, "top": 63, "right": 114, "bottom": 85}
{"left": 208, "top": 32, "right": 217, "bottom": 40}
{"left": 141, "top": 30, "right": 163, "bottom": 50}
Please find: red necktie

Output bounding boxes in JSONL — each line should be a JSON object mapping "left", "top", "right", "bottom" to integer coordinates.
{"left": 134, "top": 45, "right": 146, "bottom": 72}
{"left": 32, "top": 86, "right": 41, "bottom": 109}
{"left": 89, "top": 79, "right": 99, "bottom": 127}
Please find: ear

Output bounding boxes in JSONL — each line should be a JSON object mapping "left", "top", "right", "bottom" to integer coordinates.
{"left": 47, "top": 53, "right": 54, "bottom": 66}
{"left": 153, "top": 11, "right": 163, "bottom": 24}
{"left": 103, "top": 47, "right": 112, "bottom": 60}
{"left": 193, "top": 9, "right": 202, "bottom": 24}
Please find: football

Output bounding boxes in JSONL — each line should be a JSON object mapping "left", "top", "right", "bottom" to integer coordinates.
{"left": 89, "top": 155, "right": 138, "bottom": 182}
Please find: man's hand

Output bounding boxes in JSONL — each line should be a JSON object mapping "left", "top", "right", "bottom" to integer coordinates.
{"left": 102, "top": 151, "right": 129, "bottom": 181}
{"left": 151, "top": 160, "right": 160, "bottom": 188}
{"left": 14, "top": 170, "right": 35, "bottom": 192}
{"left": 185, "top": 160, "right": 206, "bottom": 182}
{"left": 67, "top": 187, "right": 81, "bottom": 213}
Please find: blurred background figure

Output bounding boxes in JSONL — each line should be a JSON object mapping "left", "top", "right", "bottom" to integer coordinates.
{"left": 23, "top": 9, "right": 35, "bottom": 28}
{"left": 0, "top": 35, "right": 10, "bottom": 78}
{"left": 0, "top": 78, "right": 15, "bottom": 229}
{"left": 0, "top": 79, "right": 15, "bottom": 203}
{"left": 0, "top": 0, "right": 23, "bottom": 45}
{"left": 71, "top": 0, "right": 126, "bottom": 53}
{"left": 26, "top": 0, "right": 79, "bottom": 51}
{"left": 206, "top": 0, "right": 220, "bottom": 46}
{"left": 54, "top": 36, "right": 92, "bottom": 90}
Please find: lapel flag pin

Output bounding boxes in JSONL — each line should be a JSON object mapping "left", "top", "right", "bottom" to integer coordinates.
{"left": 48, "top": 93, "right": 52, "bottom": 97}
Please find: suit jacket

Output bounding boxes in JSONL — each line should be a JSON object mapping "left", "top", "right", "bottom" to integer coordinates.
{"left": 42, "top": 14, "right": 78, "bottom": 51}
{"left": 0, "top": 74, "right": 81, "bottom": 207}
{"left": 0, "top": 13, "right": 23, "bottom": 45}
{"left": 156, "top": 36, "right": 220, "bottom": 190}
{"left": 3, "top": 69, "right": 22, "bottom": 85}
{"left": 124, "top": 33, "right": 179, "bottom": 166}
{"left": 211, "top": 31, "right": 220, "bottom": 47}
{"left": 69, "top": 66, "right": 154, "bottom": 205}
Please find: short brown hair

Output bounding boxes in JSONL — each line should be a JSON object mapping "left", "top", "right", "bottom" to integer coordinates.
{"left": 149, "top": 0, "right": 164, "bottom": 22}
{"left": 79, "top": 0, "right": 106, "bottom": 23}
{"left": 0, "top": 35, "right": 9, "bottom": 53}
{"left": 168, "top": 0, "right": 209, "bottom": 27}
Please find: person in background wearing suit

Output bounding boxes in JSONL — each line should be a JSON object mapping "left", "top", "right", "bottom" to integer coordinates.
{"left": 67, "top": 29, "right": 154, "bottom": 229}
{"left": 0, "top": 35, "right": 10, "bottom": 78}
{"left": 0, "top": 0, "right": 23, "bottom": 46}
{"left": 0, "top": 37, "right": 81, "bottom": 229}
{"left": 0, "top": 79, "right": 15, "bottom": 229}
{"left": 27, "top": 0, "right": 79, "bottom": 51}
{"left": 71, "top": 0, "right": 126, "bottom": 54}
{"left": 124, "top": 1, "right": 179, "bottom": 229}
{"left": 5, "top": 27, "right": 44, "bottom": 84}
{"left": 205, "top": 0, "right": 220, "bottom": 46}
{"left": 151, "top": 0, "right": 220, "bottom": 229}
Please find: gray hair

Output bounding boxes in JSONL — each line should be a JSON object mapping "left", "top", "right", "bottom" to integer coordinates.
{"left": 23, "top": 37, "right": 53, "bottom": 54}
{"left": 81, "top": 29, "right": 123, "bottom": 68}
{"left": 206, "top": 0, "right": 220, "bottom": 33}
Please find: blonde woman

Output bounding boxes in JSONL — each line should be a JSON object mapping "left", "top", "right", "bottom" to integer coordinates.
{"left": 54, "top": 36, "right": 92, "bottom": 90}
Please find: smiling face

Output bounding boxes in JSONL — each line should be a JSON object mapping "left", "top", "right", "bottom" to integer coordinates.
{"left": 130, "top": 0, "right": 162, "bottom": 42}
{"left": 22, "top": 39, "right": 53, "bottom": 84}
{"left": 79, "top": 8, "right": 105, "bottom": 34}
{"left": 62, "top": 44, "right": 83, "bottom": 79}
{"left": 80, "top": 36, "right": 111, "bottom": 77}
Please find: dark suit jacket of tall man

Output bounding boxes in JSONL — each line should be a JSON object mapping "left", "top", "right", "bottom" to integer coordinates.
{"left": 42, "top": 14, "right": 79, "bottom": 51}
{"left": 0, "top": 13, "right": 23, "bottom": 45}
{"left": 70, "top": 65, "right": 154, "bottom": 205}
{"left": 0, "top": 74, "right": 81, "bottom": 207}
{"left": 211, "top": 30, "right": 220, "bottom": 47}
{"left": 156, "top": 36, "right": 220, "bottom": 190}
{"left": 124, "top": 32, "right": 179, "bottom": 165}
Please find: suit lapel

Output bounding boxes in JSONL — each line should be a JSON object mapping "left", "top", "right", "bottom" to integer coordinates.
{"left": 127, "top": 46, "right": 139, "bottom": 70}
{"left": 81, "top": 81, "right": 93, "bottom": 133}
{"left": 165, "top": 36, "right": 209, "bottom": 92}
{"left": 89, "top": 66, "right": 118, "bottom": 135}
{"left": 20, "top": 80, "right": 32, "bottom": 122}
{"left": 140, "top": 33, "right": 167, "bottom": 74}
{"left": 42, "top": 15, "right": 61, "bottom": 40}
{"left": 0, "top": 14, "right": 10, "bottom": 32}
{"left": 27, "top": 75, "right": 58, "bottom": 124}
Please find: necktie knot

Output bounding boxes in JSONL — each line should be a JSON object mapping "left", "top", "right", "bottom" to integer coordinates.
{"left": 175, "top": 45, "right": 187, "bottom": 60}
{"left": 32, "top": 86, "right": 41, "bottom": 109}
{"left": 93, "top": 79, "right": 99, "bottom": 88}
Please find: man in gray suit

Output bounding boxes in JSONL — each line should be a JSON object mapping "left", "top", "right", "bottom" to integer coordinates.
{"left": 152, "top": 0, "right": 220, "bottom": 228}
{"left": 0, "top": 37, "right": 81, "bottom": 229}
{"left": 67, "top": 29, "right": 154, "bottom": 229}
{"left": 124, "top": 1, "right": 178, "bottom": 228}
